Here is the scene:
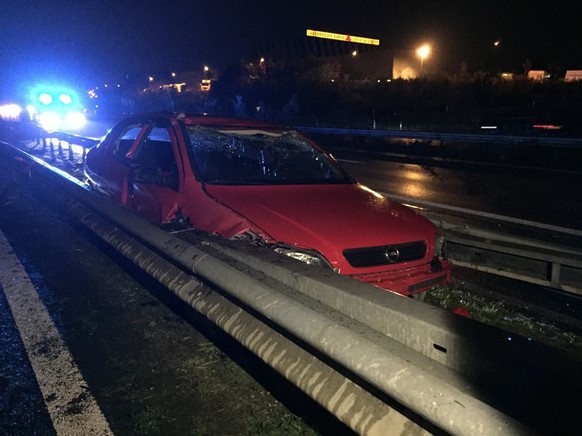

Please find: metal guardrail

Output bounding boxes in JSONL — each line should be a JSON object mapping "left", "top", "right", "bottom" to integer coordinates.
{"left": 41, "top": 131, "right": 98, "bottom": 162}
{"left": 2, "top": 140, "right": 581, "bottom": 435}
{"left": 296, "top": 125, "right": 582, "bottom": 148}
{"left": 388, "top": 194, "right": 582, "bottom": 297}
{"left": 443, "top": 222, "right": 582, "bottom": 296}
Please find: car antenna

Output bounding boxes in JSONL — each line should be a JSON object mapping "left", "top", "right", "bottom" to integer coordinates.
{"left": 165, "top": 87, "right": 176, "bottom": 112}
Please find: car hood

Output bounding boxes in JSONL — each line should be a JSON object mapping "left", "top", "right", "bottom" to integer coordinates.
{"left": 204, "top": 183, "right": 435, "bottom": 268}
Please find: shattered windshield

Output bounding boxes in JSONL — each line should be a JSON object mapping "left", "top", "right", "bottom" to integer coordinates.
{"left": 186, "top": 126, "right": 352, "bottom": 185}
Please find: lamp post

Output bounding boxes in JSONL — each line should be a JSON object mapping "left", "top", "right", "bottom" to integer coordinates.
{"left": 416, "top": 44, "right": 431, "bottom": 73}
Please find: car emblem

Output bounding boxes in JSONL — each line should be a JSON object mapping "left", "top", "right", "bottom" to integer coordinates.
{"left": 384, "top": 246, "right": 400, "bottom": 263}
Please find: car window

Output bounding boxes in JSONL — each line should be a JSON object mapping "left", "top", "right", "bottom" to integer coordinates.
{"left": 114, "top": 124, "right": 145, "bottom": 157}
{"left": 186, "top": 127, "right": 351, "bottom": 185}
{"left": 131, "top": 126, "right": 179, "bottom": 190}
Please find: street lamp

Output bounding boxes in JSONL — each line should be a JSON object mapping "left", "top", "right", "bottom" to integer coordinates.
{"left": 416, "top": 44, "right": 431, "bottom": 72}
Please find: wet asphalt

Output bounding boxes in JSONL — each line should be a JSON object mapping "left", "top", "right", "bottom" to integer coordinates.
{"left": 0, "top": 289, "right": 55, "bottom": 436}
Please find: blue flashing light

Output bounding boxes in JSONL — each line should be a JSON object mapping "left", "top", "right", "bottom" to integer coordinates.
{"left": 39, "top": 93, "right": 53, "bottom": 105}
{"left": 28, "top": 84, "right": 86, "bottom": 131}
{"left": 59, "top": 93, "right": 72, "bottom": 105}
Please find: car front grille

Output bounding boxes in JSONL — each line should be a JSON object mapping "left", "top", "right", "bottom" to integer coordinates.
{"left": 343, "top": 241, "right": 427, "bottom": 268}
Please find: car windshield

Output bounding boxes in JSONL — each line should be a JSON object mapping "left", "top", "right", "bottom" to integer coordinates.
{"left": 186, "top": 126, "right": 352, "bottom": 185}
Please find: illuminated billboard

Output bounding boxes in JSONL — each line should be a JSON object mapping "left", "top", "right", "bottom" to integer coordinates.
{"left": 306, "top": 29, "right": 380, "bottom": 46}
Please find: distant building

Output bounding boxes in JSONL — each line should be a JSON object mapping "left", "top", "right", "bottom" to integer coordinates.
{"left": 392, "top": 56, "right": 418, "bottom": 80}
{"left": 200, "top": 79, "right": 212, "bottom": 92}
{"left": 564, "top": 70, "right": 582, "bottom": 82}
{"left": 527, "top": 70, "right": 549, "bottom": 81}
{"left": 143, "top": 71, "right": 212, "bottom": 94}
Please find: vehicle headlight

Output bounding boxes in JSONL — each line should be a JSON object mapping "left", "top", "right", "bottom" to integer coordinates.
{"left": 64, "top": 111, "right": 86, "bottom": 130}
{"left": 38, "top": 111, "right": 62, "bottom": 131}
{"left": 26, "top": 105, "right": 36, "bottom": 120}
{"left": 0, "top": 104, "right": 22, "bottom": 120}
{"left": 273, "top": 245, "right": 334, "bottom": 269}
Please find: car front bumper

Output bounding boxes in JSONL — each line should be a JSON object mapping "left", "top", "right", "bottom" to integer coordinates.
{"left": 348, "top": 259, "right": 452, "bottom": 297}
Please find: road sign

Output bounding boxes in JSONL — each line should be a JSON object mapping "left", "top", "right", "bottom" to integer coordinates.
{"left": 306, "top": 29, "right": 380, "bottom": 46}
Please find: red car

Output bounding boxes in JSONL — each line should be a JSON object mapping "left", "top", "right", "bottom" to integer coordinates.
{"left": 84, "top": 112, "right": 451, "bottom": 296}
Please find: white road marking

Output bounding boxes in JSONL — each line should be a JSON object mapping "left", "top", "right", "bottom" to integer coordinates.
{"left": 336, "top": 158, "right": 362, "bottom": 164}
{"left": 0, "top": 230, "right": 113, "bottom": 436}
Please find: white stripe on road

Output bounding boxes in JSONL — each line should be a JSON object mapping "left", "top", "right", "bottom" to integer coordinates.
{"left": 0, "top": 230, "right": 113, "bottom": 436}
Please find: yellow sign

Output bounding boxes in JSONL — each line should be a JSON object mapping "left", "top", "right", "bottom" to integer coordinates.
{"left": 306, "top": 29, "right": 380, "bottom": 46}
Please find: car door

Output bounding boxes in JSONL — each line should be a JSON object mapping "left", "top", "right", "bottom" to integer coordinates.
{"left": 125, "top": 122, "right": 183, "bottom": 224}
{"left": 85, "top": 120, "right": 149, "bottom": 204}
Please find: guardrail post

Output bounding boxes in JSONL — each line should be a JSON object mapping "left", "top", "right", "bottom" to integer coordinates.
{"left": 549, "top": 262, "right": 561, "bottom": 285}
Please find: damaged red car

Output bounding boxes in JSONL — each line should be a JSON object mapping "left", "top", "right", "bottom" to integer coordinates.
{"left": 84, "top": 112, "right": 451, "bottom": 296}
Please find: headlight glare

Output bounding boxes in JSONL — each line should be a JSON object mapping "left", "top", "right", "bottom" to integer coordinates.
{"left": 38, "top": 111, "right": 62, "bottom": 131}
{"left": 65, "top": 111, "right": 86, "bottom": 130}
{"left": 0, "top": 104, "right": 22, "bottom": 120}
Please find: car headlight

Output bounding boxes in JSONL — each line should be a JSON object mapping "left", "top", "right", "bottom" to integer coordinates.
{"left": 38, "top": 111, "right": 62, "bottom": 131}
{"left": 64, "top": 111, "right": 86, "bottom": 130}
{"left": 0, "top": 104, "right": 22, "bottom": 120}
{"left": 273, "top": 245, "right": 334, "bottom": 269}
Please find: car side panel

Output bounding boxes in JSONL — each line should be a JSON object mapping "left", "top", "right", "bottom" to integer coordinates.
{"left": 85, "top": 146, "right": 130, "bottom": 205}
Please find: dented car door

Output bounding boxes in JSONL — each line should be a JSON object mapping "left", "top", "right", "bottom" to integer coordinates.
{"left": 125, "top": 123, "right": 183, "bottom": 224}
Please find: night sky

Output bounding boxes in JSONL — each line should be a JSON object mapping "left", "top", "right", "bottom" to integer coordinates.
{"left": 1, "top": 0, "right": 581, "bottom": 92}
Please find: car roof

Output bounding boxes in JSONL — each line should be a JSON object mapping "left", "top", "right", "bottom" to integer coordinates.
{"left": 137, "top": 112, "right": 284, "bottom": 130}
